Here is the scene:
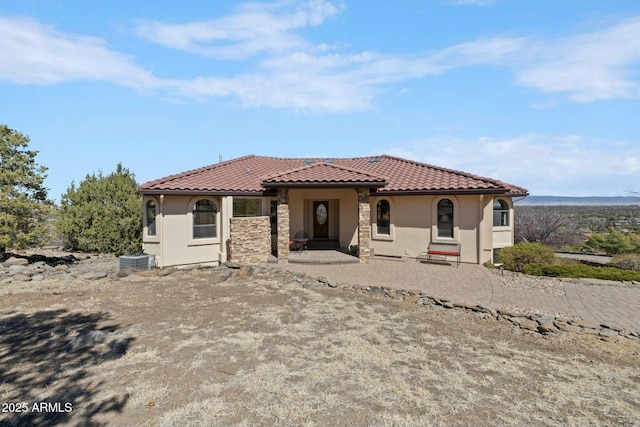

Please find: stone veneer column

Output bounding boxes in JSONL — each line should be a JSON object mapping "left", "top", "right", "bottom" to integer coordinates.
{"left": 357, "top": 188, "right": 371, "bottom": 263}
{"left": 229, "top": 216, "right": 270, "bottom": 264}
{"left": 277, "top": 188, "right": 290, "bottom": 264}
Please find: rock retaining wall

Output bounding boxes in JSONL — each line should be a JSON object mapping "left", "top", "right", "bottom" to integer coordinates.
{"left": 304, "top": 274, "right": 639, "bottom": 341}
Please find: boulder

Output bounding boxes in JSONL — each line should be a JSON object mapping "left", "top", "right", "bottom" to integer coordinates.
{"left": 403, "top": 296, "right": 418, "bottom": 305}
{"left": 2, "top": 257, "right": 29, "bottom": 267}
{"left": 537, "top": 323, "right": 556, "bottom": 334}
{"left": 80, "top": 272, "right": 108, "bottom": 280}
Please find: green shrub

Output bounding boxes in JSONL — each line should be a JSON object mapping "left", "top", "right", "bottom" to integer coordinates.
{"left": 497, "top": 243, "right": 557, "bottom": 272}
{"left": 523, "top": 263, "right": 640, "bottom": 282}
{"left": 483, "top": 261, "right": 497, "bottom": 269}
{"left": 55, "top": 163, "right": 142, "bottom": 255}
{"left": 583, "top": 228, "right": 639, "bottom": 255}
{"left": 610, "top": 254, "right": 640, "bottom": 271}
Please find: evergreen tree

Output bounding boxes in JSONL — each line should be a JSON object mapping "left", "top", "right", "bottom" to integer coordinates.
{"left": 0, "top": 125, "right": 51, "bottom": 252}
{"left": 56, "top": 163, "right": 142, "bottom": 255}
{"left": 584, "top": 228, "right": 638, "bottom": 255}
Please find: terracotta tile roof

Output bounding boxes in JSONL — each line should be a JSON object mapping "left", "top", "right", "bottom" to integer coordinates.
{"left": 140, "top": 154, "right": 528, "bottom": 195}
{"left": 262, "top": 162, "right": 387, "bottom": 187}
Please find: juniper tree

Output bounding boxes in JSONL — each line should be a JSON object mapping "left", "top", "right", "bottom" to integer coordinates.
{"left": 0, "top": 125, "right": 51, "bottom": 252}
{"left": 56, "top": 163, "right": 142, "bottom": 255}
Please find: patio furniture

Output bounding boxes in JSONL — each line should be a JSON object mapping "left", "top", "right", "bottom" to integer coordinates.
{"left": 292, "top": 230, "right": 309, "bottom": 253}
{"left": 417, "top": 241, "right": 461, "bottom": 267}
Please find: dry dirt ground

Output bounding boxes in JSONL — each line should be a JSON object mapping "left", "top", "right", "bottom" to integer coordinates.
{"left": 1, "top": 253, "right": 639, "bottom": 427}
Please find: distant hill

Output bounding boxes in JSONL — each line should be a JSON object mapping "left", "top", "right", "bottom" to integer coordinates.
{"left": 516, "top": 196, "right": 639, "bottom": 206}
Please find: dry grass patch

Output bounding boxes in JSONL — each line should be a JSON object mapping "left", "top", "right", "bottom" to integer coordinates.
{"left": 0, "top": 259, "right": 638, "bottom": 426}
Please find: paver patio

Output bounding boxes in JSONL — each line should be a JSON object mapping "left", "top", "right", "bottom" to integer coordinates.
{"left": 277, "top": 254, "right": 640, "bottom": 334}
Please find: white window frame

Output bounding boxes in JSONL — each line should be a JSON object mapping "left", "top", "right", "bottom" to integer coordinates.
{"left": 432, "top": 196, "right": 459, "bottom": 241}
{"left": 188, "top": 196, "right": 220, "bottom": 246}
{"left": 493, "top": 198, "right": 511, "bottom": 228}
{"left": 143, "top": 196, "right": 160, "bottom": 242}
{"left": 372, "top": 197, "right": 394, "bottom": 241}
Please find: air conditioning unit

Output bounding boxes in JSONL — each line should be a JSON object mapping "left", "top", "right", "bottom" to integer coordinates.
{"left": 119, "top": 254, "right": 155, "bottom": 270}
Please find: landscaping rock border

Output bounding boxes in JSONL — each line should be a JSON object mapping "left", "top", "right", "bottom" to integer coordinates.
{"left": 270, "top": 267, "right": 639, "bottom": 341}
{"left": 2, "top": 252, "right": 637, "bottom": 341}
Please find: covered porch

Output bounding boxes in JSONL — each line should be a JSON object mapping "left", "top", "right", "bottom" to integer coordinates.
{"left": 262, "top": 162, "right": 387, "bottom": 264}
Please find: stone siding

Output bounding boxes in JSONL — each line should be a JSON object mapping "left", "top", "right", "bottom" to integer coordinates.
{"left": 277, "top": 189, "right": 290, "bottom": 264}
{"left": 357, "top": 189, "right": 371, "bottom": 263}
{"left": 229, "top": 216, "right": 271, "bottom": 265}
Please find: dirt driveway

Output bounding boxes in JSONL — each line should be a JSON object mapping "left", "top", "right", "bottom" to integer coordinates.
{"left": 1, "top": 254, "right": 639, "bottom": 426}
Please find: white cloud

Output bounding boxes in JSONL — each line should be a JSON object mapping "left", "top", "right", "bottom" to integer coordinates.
{"left": 3, "top": 3, "right": 640, "bottom": 111}
{"left": 165, "top": 71, "right": 372, "bottom": 111}
{"left": 513, "top": 17, "right": 640, "bottom": 102}
{"left": 0, "top": 16, "right": 159, "bottom": 88}
{"left": 134, "top": 0, "right": 342, "bottom": 59}
{"left": 384, "top": 134, "right": 640, "bottom": 196}
{"left": 143, "top": 5, "right": 640, "bottom": 110}
{"left": 160, "top": 36, "right": 524, "bottom": 111}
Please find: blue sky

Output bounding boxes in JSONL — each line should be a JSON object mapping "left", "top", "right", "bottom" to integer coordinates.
{"left": 1, "top": 0, "right": 639, "bottom": 201}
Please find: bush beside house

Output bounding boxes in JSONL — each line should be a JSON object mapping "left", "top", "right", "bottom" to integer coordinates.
{"left": 55, "top": 164, "right": 142, "bottom": 255}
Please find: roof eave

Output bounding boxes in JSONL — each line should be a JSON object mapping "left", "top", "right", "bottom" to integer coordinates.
{"left": 139, "top": 189, "right": 270, "bottom": 196}
{"left": 504, "top": 191, "right": 530, "bottom": 197}
{"left": 374, "top": 188, "right": 510, "bottom": 196}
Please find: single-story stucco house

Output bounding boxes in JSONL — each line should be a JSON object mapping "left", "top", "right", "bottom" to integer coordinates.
{"left": 140, "top": 154, "right": 528, "bottom": 267}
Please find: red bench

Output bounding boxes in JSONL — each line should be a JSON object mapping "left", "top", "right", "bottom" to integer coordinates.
{"left": 418, "top": 241, "right": 461, "bottom": 267}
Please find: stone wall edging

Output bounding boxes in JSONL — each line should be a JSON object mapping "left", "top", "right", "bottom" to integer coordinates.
{"left": 265, "top": 266, "right": 639, "bottom": 341}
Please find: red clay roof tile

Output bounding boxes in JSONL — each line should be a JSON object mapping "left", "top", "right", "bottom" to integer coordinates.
{"left": 262, "top": 162, "right": 387, "bottom": 187}
{"left": 140, "top": 154, "right": 528, "bottom": 195}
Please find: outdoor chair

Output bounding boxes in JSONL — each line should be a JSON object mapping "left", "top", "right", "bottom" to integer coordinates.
{"left": 292, "top": 230, "right": 309, "bottom": 253}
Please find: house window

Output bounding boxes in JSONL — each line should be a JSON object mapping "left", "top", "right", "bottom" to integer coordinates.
{"left": 193, "top": 199, "right": 217, "bottom": 239}
{"left": 376, "top": 199, "right": 390, "bottom": 235}
{"left": 146, "top": 200, "right": 156, "bottom": 236}
{"left": 437, "top": 199, "right": 454, "bottom": 238}
{"left": 233, "top": 198, "right": 262, "bottom": 217}
{"left": 493, "top": 199, "right": 509, "bottom": 227}
{"left": 493, "top": 248, "right": 502, "bottom": 264}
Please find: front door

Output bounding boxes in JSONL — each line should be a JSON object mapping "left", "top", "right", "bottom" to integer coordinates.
{"left": 313, "top": 201, "right": 329, "bottom": 238}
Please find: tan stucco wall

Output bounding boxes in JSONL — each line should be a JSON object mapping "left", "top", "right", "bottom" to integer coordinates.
{"left": 142, "top": 195, "right": 223, "bottom": 268}
{"left": 370, "top": 194, "right": 515, "bottom": 264}
{"left": 143, "top": 192, "right": 516, "bottom": 267}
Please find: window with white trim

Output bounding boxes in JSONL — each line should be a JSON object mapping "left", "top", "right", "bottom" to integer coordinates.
{"left": 193, "top": 199, "right": 217, "bottom": 239}
{"left": 437, "top": 199, "right": 454, "bottom": 238}
{"left": 376, "top": 199, "right": 390, "bottom": 235}
{"left": 146, "top": 200, "right": 157, "bottom": 236}
{"left": 493, "top": 199, "right": 509, "bottom": 227}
